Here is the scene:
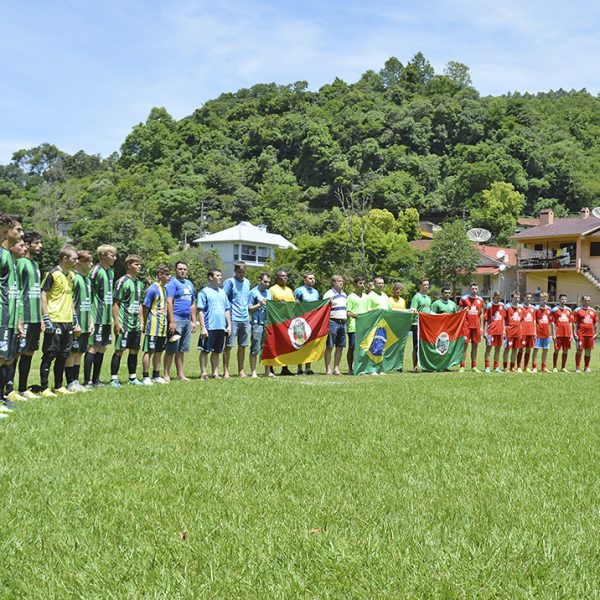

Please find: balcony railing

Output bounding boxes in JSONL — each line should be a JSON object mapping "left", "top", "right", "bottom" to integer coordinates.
{"left": 518, "top": 256, "right": 577, "bottom": 269}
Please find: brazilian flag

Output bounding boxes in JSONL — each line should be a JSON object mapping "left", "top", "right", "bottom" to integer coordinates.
{"left": 353, "top": 309, "right": 413, "bottom": 374}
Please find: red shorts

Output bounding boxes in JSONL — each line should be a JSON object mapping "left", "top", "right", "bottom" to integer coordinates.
{"left": 577, "top": 336, "right": 594, "bottom": 350}
{"left": 487, "top": 334, "right": 503, "bottom": 347}
{"left": 521, "top": 335, "right": 535, "bottom": 349}
{"left": 464, "top": 328, "right": 481, "bottom": 344}
{"left": 554, "top": 337, "right": 571, "bottom": 351}
{"left": 506, "top": 336, "right": 521, "bottom": 349}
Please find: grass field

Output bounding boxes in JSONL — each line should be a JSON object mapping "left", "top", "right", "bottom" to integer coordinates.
{"left": 1, "top": 349, "right": 600, "bottom": 597}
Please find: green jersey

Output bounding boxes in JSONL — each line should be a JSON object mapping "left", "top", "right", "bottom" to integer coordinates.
{"left": 431, "top": 299, "right": 458, "bottom": 314}
{"left": 0, "top": 247, "right": 20, "bottom": 330}
{"left": 17, "top": 257, "right": 42, "bottom": 323}
{"left": 90, "top": 263, "right": 114, "bottom": 326}
{"left": 114, "top": 275, "right": 142, "bottom": 332}
{"left": 410, "top": 292, "right": 431, "bottom": 313}
{"left": 347, "top": 291, "right": 370, "bottom": 334}
{"left": 73, "top": 272, "right": 92, "bottom": 332}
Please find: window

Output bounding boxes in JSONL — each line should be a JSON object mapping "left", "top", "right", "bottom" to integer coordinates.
{"left": 233, "top": 244, "right": 239, "bottom": 260}
{"left": 258, "top": 246, "right": 269, "bottom": 262}
{"left": 534, "top": 244, "right": 543, "bottom": 251}
{"left": 241, "top": 244, "right": 257, "bottom": 262}
{"left": 590, "top": 242, "right": 600, "bottom": 257}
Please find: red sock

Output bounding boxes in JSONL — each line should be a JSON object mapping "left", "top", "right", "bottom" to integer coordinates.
{"left": 585, "top": 354, "right": 591, "bottom": 369}
{"left": 576, "top": 351, "right": 582, "bottom": 369}
{"left": 532, "top": 361, "right": 537, "bottom": 369}
{"left": 460, "top": 361, "right": 465, "bottom": 367}
{"left": 524, "top": 354, "right": 530, "bottom": 369}
{"left": 493, "top": 361, "right": 498, "bottom": 369}
{"left": 562, "top": 352, "right": 568, "bottom": 369}
{"left": 542, "top": 363, "right": 547, "bottom": 371}
{"left": 471, "top": 360, "right": 477, "bottom": 369}
{"left": 485, "top": 359, "right": 490, "bottom": 368}
{"left": 510, "top": 362, "right": 515, "bottom": 370}
{"left": 553, "top": 353, "right": 558, "bottom": 369}
{"left": 503, "top": 361, "right": 508, "bottom": 369}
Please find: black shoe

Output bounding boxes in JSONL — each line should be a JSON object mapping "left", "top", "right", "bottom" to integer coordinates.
{"left": 305, "top": 369, "right": 315, "bottom": 375}
{"left": 280, "top": 367, "right": 294, "bottom": 376}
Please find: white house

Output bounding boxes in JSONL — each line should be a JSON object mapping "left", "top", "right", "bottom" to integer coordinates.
{"left": 194, "top": 221, "right": 297, "bottom": 275}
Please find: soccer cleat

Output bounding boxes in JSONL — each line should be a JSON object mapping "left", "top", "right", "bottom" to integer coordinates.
{"left": 0, "top": 413, "right": 8, "bottom": 419}
{"left": 516, "top": 368, "right": 523, "bottom": 373}
{"left": 128, "top": 378, "right": 144, "bottom": 385}
{"left": 494, "top": 367, "right": 504, "bottom": 373}
{"left": 84, "top": 383, "right": 95, "bottom": 390}
{"left": 458, "top": 367, "right": 465, "bottom": 373}
{"left": 472, "top": 367, "right": 481, "bottom": 373}
{"left": 531, "top": 368, "right": 538, "bottom": 373}
{"left": 552, "top": 367, "right": 558, "bottom": 373}
{"left": 6, "top": 391, "right": 27, "bottom": 402}
{"left": 526, "top": 368, "right": 533, "bottom": 373}
{"left": 542, "top": 367, "right": 550, "bottom": 373}
{"left": 21, "top": 390, "right": 40, "bottom": 400}
{"left": 584, "top": 368, "right": 592, "bottom": 373}
{"left": 484, "top": 367, "right": 491, "bottom": 373}
{"left": 575, "top": 368, "right": 582, "bottom": 373}
{"left": 55, "top": 387, "right": 75, "bottom": 396}
{"left": 0, "top": 403, "right": 13, "bottom": 413}
{"left": 67, "top": 382, "right": 86, "bottom": 393}
{"left": 152, "top": 376, "right": 168, "bottom": 384}
{"left": 40, "top": 388, "right": 57, "bottom": 398}
{"left": 561, "top": 368, "right": 569, "bottom": 373}
{"left": 93, "top": 382, "right": 105, "bottom": 388}
{"left": 142, "top": 377, "right": 154, "bottom": 385}
{"left": 109, "top": 379, "right": 122, "bottom": 388}
{"left": 305, "top": 369, "right": 315, "bottom": 375}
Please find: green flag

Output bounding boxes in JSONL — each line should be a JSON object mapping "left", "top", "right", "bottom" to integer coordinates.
{"left": 353, "top": 309, "right": 413, "bottom": 375}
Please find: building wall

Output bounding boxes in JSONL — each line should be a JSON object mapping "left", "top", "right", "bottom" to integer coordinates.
{"left": 461, "top": 269, "right": 517, "bottom": 301}
{"left": 524, "top": 271, "right": 600, "bottom": 305}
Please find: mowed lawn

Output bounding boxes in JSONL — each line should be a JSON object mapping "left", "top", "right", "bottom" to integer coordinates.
{"left": 1, "top": 353, "right": 600, "bottom": 597}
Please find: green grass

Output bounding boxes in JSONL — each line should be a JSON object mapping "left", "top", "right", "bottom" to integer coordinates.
{"left": 2, "top": 350, "right": 600, "bottom": 597}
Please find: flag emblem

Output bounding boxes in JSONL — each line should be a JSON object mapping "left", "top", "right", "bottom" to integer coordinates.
{"left": 435, "top": 332, "right": 450, "bottom": 355}
{"left": 360, "top": 318, "right": 399, "bottom": 363}
{"left": 288, "top": 317, "right": 311, "bottom": 349}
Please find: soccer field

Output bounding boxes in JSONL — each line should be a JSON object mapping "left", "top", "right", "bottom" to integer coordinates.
{"left": 1, "top": 366, "right": 599, "bottom": 597}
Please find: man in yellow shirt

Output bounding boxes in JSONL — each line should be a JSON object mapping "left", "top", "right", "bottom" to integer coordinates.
{"left": 269, "top": 269, "right": 295, "bottom": 375}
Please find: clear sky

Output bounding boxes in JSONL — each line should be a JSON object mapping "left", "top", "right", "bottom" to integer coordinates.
{"left": 1, "top": 0, "right": 599, "bottom": 164}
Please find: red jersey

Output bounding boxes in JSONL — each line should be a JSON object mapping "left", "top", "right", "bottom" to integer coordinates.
{"left": 574, "top": 307, "right": 598, "bottom": 337}
{"left": 485, "top": 302, "right": 506, "bottom": 336}
{"left": 459, "top": 295, "right": 485, "bottom": 329}
{"left": 552, "top": 306, "right": 573, "bottom": 338}
{"left": 535, "top": 305, "right": 552, "bottom": 338}
{"left": 505, "top": 304, "right": 524, "bottom": 337}
{"left": 521, "top": 304, "right": 536, "bottom": 336}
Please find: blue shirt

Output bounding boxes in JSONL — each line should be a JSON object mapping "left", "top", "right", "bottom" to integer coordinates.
{"left": 248, "top": 286, "right": 272, "bottom": 325}
{"left": 294, "top": 285, "right": 320, "bottom": 301}
{"left": 197, "top": 287, "right": 230, "bottom": 331}
{"left": 165, "top": 277, "right": 195, "bottom": 319}
{"left": 223, "top": 276, "right": 250, "bottom": 322}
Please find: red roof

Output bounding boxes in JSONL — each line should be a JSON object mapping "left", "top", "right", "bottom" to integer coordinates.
{"left": 473, "top": 245, "right": 517, "bottom": 267}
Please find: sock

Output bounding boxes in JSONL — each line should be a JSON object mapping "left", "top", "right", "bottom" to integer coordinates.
{"left": 152, "top": 369, "right": 159, "bottom": 379}
{"left": 40, "top": 355, "right": 52, "bottom": 390}
{"left": 575, "top": 351, "right": 582, "bottom": 369}
{"left": 485, "top": 359, "right": 490, "bottom": 368}
{"left": 585, "top": 354, "right": 591, "bottom": 369}
{"left": 127, "top": 353, "right": 138, "bottom": 380}
{"left": 110, "top": 353, "right": 122, "bottom": 379}
{"left": 561, "top": 352, "right": 568, "bottom": 369}
{"left": 0, "top": 365, "right": 6, "bottom": 399}
{"left": 92, "top": 353, "right": 104, "bottom": 384}
{"left": 503, "top": 361, "right": 507, "bottom": 369}
{"left": 65, "top": 366, "right": 76, "bottom": 385}
{"left": 510, "top": 361, "right": 515, "bottom": 370}
{"left": 493, "top": 361, "right": 498, "bottom": 369}
{"left": 18, "top": 354, "right": 33, "bottom": 393}
{"left": 542, "top": 362, "right": 547, "bottom": 371}
{"left": 471, "top": 360, "right": 476, "bottom": 369}
{"left": 460, "top": 361, "right": 465, "bottom": 367}
{"left": 84, "top": 352, "right": 94, "bottom": 384}
{"left": 143, "top": 371, "right": 149, "bottom": 379}
{"left": 54, "top": 357, "right": 66, "bottom": 389}
{"left": 532, "top": 361, "right": 537, "bottom": 369}
{"left": 524, "top": 354, "right": 530, "bottom": 370}
{"left": 5, "top": 363, "right": 15, "bottom": 394}
{"left": 74, "top": 364, "right": 81, "bottom": 383}
{"left": 553, "top": 352, "right": 558, "bottom": 369}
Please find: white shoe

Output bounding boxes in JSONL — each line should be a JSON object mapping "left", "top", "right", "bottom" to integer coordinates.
{"left": 142, "top": 377, "right": 154, "bottom": 385}
{"left": 21, "top": 390, "right": 41, "bottom": 399}
{"left": 152, "top": 376, "right": 168, "bottom": 384}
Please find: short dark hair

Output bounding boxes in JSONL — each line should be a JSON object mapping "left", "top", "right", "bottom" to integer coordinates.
{"left": 441, "top": 286, "right": 451, "bottom": 293}
{"left": 559, "top": 293, "right": 568, "bottom": 300}
{"left": 125, "top": 254, "right": 142, "bottom": 265}
{"left": 276, "top": 269, "right": 287, "bottom": 278}
{"left": 469, "top": 282, "right": 477, "bottom": 287}
{"left": 234, "top": 261, "right": 246, "bottom": 271}
{"left": 418, "top": 278, "right": 429, "bottom": 286}
{"left": 353, "top": 275, "right": 365, "bottom": 284}
{"left": 23, "top": 231, "right": 42, "bottom": 244}
{"left": 207, "top": 269, "right": 221, "bottom": 279}
{"left": 258, "top": 272, "right": 270, "bottom": 281}
{"left": 175, "top": 260, "right": 188, "bottom": 268}
{"left": 0, "top": 213, "right": 22, "bottom": 228}
{"left": 59, "top": 246, "right": 77, "bottom": 261}
{"left": 156, "top": 264, "right": 171, "bottom": 277}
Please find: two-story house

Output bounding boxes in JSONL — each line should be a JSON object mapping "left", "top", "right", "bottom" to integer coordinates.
{"left": 512, "top": 208, "right": 600, "bottom": 304}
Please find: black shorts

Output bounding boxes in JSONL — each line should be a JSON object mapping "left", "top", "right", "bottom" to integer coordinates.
{"left": 115, "top": 330, "right": 141, "bottom": 352}
{"left": 42, "top": 323, "right": 74, "bottom": 359}
{"left": 198, "top": 330, "right": 226, "bottom": 354}
{"left": 18, "top": 322, "right": 42, "bottom": 354}
{"left": 71, "top": 332, "right": 90, "bottom": 354}
{"left": 143, "top": 335, "right": 166, "bottom": 353}
{"left": 93, "top": 323, "right": 112, "bottom": 347}
{"left": 0, "top": 327, "right": 18, "bottom": 361}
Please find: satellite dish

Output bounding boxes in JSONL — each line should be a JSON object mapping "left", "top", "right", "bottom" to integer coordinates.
{"left": 495, "top": 249, "right": 506, "bottom": 260}
{"left": 499, "top": 263, "right": 507, "bottom": 272}
{"left": 503, "top": 254, "right": 509, "bottom": 263}
{"left": 592, "top": 207, "right": 600, "bottom": 219}
{"left": 467, "top": 228, "right": 492, "bottom": 243}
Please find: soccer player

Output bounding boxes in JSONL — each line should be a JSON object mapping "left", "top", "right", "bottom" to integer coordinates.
{"left": 484, "top": 291, "right": 507, "bottom": 373}
{"left": 269, "top": 270, "right": 295, "bottom": 376}
{"left": 64, "top": 250, "right": 94, "bottom": 391}
{"left": 0, "top": 214, "right": 24, "bottom": 410}
{"left": 368, "top": 276, "right": 389, "bottom": 310}
{"left": 223, "top": 261, "right": 250, "bottom": 379}
{"left": 573, "top": 295, "right": 597, "bottom": 373}
{"left": 552, "top": 294, "right": 573, "bottom": 373}
{"left": 110, "top": 255, "right": 144, "bottom": 387}
{"left": 346, "top": 276, "right": 369, "bottom": 375}
{"left": 388, "top": 282, "right": 407, "bottom": 310}
{"left": 431, "top": 286, "right": 458, "bottom": 314}
{"left": 84, "top": 244, "right": 116, "bottom": 387}
{"left": 248, "top": 272, "right": 273, "bottom": 378}
{"left": 503, "top": 291, "right": 524, "bottom": 372}
{"left": 15, "top": 232, "right": 43, "bottom": 399}
{"left": 197, "top": 269, "right": 231, "bottom": 380}
{"left": 39, "top": 247, "right": 79, "bottom": 396}
{"left": 410, "top": 279, "right": 431, "bottom": 371}
{"left": 323, "top": 275, "right": 347, "bottom": 376}
{"left": 532, "top": 292, "right": 552, "bottom": 373}
{"left": 293, "top": 272, "right": 320, "bottom": 375}
{"left": 164, "top": 261, "right": 196, "bottom": 382}
{"left": 520, "top": 292, "right": 537, "bottom": 372}
{"left": 141, "top": 265, "right": 171, "bottom": 385}
{"left": 459, "top": 282, "right": 485, "bottom": 372}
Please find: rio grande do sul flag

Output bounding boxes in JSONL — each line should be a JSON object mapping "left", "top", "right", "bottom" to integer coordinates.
{"left": 353, "top": 309, "right": 412, "bottom": 374}
{"left": 261, "top": 300, "right": 330, "bottom": 366}
{"left": 418, "top": 311, "right": 466, "bottom": 372}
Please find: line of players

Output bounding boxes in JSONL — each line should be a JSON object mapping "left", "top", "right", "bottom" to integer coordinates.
{"left": 456, "top": 283, "right": 597, "bottom": 373}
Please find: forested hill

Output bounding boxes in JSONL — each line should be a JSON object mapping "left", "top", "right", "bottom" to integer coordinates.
{"left": 2, "top": 53, "right": 600, "bottom": 282}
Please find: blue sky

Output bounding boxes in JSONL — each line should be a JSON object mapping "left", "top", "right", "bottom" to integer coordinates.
{"left": 1, "top": 0, "right": 599, "bottom": 164}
